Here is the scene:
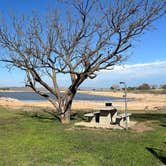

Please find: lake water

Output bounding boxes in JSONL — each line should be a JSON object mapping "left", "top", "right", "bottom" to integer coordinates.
{"left": 0, "top": 92, "right": 126, "bottom": 102}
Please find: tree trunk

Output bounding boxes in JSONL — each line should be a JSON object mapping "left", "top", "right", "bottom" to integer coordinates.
{"left": 60, "top": 107, "right": 71, "bottom": 124}
{"left": 59, "top": 93, "right": 74, "bottom": 124}
{"left": 58, "top": 78, "right": 83, "bottom": 124}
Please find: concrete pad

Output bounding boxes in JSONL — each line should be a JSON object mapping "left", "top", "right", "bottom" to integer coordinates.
{"left": 74, "top": 121, "right": 137, "bottom": 130}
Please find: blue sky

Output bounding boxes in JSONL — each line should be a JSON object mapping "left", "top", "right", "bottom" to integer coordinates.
{"left": 0, "top": 0, "right": 166, "bottom": 88}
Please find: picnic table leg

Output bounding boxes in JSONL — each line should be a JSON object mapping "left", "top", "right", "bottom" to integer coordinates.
{"left": 99, "top": 111, "right": 111, "bottom": 125}
{"left": 111, "top": 110, "right": 117, "bottom": 123}
{"left": 116, "top": 116, "right": 130, "bottom": 127}
{"left": 126, "top": 116, "right": 130, "bottom": 123}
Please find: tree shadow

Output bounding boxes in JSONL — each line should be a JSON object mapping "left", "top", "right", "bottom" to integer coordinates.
{"left": 18, "top": 110, "right": 87, "bottom": 122}
{"left": 18, "top": 110, "right": 60, "bottom": 122}
{"left": 146, "top": 147, "right": 166, "bottom": 165}
{"left": 70, "top": 111, "right": 86, "bottom": 121}
{"left": 29, "top": 111, "right": 86, "bottom": 122}
{"left": 160, "top": 123, "right": 166, "bottom": 128}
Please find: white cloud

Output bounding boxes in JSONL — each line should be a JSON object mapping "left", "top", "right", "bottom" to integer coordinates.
{"left": 82, "top": 61, "right": 166, "bottom": 87}
{"left": 102, "top": 61, "right": 166, "bottom": 73}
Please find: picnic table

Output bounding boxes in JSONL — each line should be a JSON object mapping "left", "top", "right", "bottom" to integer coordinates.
{"left": 84, "top": 103, "right": 131, "bottom": 126}
{"left": 84, "top": 105, "right": 117, "bottom": 124}
{"left": 95, "top": 106, "right": 117, "bottom": 124}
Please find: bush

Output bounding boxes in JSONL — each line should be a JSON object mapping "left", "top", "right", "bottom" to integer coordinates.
{"left": 127, "top": 87, "right": 136, "bottom": 91}
{"left": 160, "top": 84, "right": 166, "bottom": 89}
{"left": 137, "top": 83, "right": 151, "bottom": 90}
{"left": 0, "top": 88, "right": 10, "bottom": 91}
{"left": 110, "top": 84, "right": 121, "bottom": 91}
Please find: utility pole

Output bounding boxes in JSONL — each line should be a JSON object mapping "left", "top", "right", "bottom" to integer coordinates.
{"left": 120, "top": 82, "right": 128, "bottom": 130}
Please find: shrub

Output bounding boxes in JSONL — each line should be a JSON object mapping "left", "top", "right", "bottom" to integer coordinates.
{"left": 160, "top": 84, "right": 166, "bottom": 89}
{"left": 137, "top": 83, "right": 151, "bottom": 90}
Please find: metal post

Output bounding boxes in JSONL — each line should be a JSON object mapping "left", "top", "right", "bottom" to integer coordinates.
{"left": 120, "top": 82, "right": 128, "bottom": 130}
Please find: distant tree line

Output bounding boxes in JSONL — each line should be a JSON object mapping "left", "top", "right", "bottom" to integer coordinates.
{"left": 110, "top": 83, "right": 166, "bottom": 91}
{"left": 0, "top": 88, "right": 10, "bottom": 91}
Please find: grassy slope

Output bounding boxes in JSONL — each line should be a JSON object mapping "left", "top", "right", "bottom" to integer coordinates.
{"left": 0, "top": 107, "right": 165, "bottom": 166}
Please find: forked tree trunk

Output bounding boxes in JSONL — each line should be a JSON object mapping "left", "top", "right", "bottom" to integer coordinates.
{"left": 57, "top": 76, "right": 84, "bottom": 124}
{"left": 60, "top": 106, "right": 71, "bottom": 124}
{"left": 59, "top": 93, "right": 74, "bottom": 124}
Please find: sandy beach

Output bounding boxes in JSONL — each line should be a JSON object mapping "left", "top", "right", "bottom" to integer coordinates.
{"left": 0, "top": 90, "right": 165, "bottom": 112}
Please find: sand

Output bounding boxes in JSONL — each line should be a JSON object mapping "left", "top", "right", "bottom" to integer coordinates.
{"left": 0, "top": 90, "right": 165, "bottom": 111}
{"left": 78, "top": 90, "right": 166, "bottom": 111}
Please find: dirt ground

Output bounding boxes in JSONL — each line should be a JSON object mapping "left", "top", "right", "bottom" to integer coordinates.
{"left": 78, "top": 90, "right": 166, "bottom": 111}
{"left": 0, "top": 90, "right": 165, "bottom": 111}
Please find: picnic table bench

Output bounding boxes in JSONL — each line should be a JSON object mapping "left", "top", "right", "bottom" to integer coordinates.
{"left": 116, "top": 113, "right": 132, "bottom": 126}
{"left": 84, "top": 111, "right": 100, "bottom": 123}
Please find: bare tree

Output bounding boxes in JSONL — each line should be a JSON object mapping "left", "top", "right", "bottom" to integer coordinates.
{"left": 0, "top": 0, "right": 165, "bottom": 123}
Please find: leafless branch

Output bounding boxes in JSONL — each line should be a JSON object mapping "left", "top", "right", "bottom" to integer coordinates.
{"left": 0, "top": 0, "right": 165, "bottom": 122}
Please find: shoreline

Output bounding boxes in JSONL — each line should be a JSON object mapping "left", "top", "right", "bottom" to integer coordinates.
{"left": 0, "top": 90, "right": 165, "bottom": 111}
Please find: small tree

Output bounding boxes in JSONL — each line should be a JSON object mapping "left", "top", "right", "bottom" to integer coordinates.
{"left": 110, "top": 84, "right": 120, "bottom": 91}
{"left": 137, "top": 83, "right": 151, "bottom": 90}
{"left": 151, "top": 85, "right": 157, "bottom": 89}
{"left": 160, "top": 84, "right": 166, "bottom": 89}
{"left": 0, "top": 0, "right": 165, "bottom": 123}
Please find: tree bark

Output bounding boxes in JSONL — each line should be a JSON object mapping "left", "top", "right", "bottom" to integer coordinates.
{"left": 60, "top": 107, "right": 71, "bottom": 124}
{"left": 59, "top": 93, "right": 74, "bottom": 124}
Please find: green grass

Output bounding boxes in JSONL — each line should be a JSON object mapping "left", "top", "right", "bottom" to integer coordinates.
{"left": 0, "top": 107, "right": 166, "bottom": 166}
